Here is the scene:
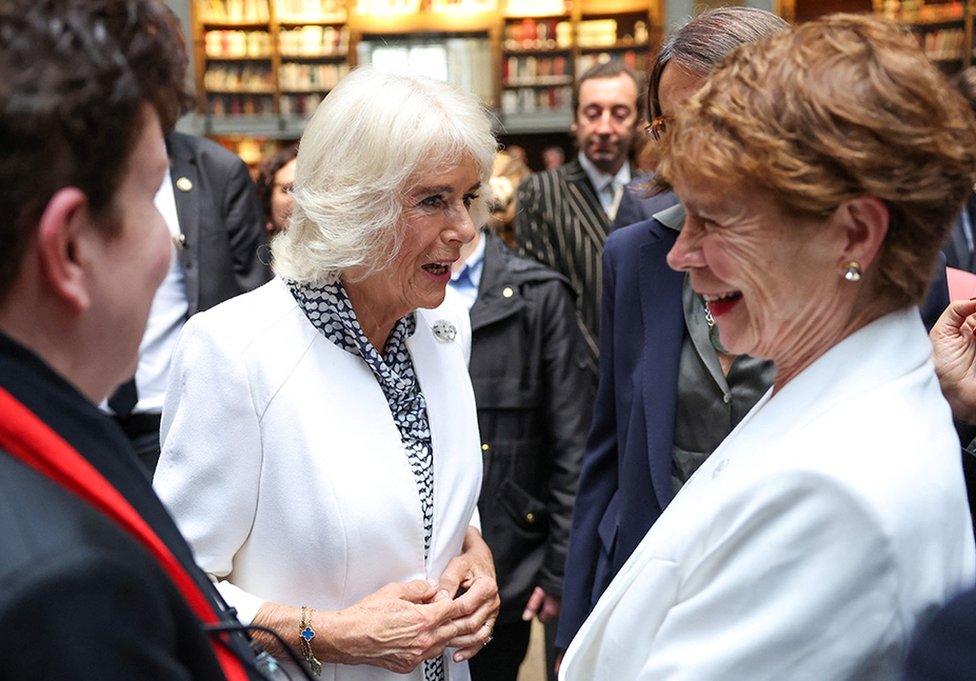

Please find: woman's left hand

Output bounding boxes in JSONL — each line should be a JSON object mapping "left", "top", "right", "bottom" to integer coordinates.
{"left": 434, "top": 526, "right": 500, "bottom": 662}
{"left": 931, "top": 298, "right": 976, "bottom": 424}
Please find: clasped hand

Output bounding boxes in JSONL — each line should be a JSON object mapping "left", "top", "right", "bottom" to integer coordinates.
{"left": 323, "top": 527, "right": 499, "bottom": 673}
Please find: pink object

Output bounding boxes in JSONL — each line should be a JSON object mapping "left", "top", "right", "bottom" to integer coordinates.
{"left": 947, "top": 267, "right": 976, "bottom": 300}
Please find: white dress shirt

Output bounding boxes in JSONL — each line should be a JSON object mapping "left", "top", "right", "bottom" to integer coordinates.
{"left": 578, "top": 153, "right": 631, "bottom": 220}
{"left": 132, "top": 169, "right": 188, "bottom": 413}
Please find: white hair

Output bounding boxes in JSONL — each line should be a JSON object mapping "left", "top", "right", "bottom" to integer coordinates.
{"left": 271, "top": 67, "right": 498, "bottom": 285}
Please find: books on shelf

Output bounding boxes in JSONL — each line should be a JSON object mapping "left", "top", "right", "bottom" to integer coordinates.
{"left": 208, "top": 94, "right": 276, "bottom": 115}
{"left": 279, "top": 25, "right": 349, "bottom": 56}
{"left": 205, "top": 30, "right": 272, "bottom": 57}
{"left": 922, "top": 27, "right": 964, "bottom": 61}
{"left": 204, "top": 63, "right": 275, "bottom": 91}
{"left": 279, "top": 62, "right": 350, "bottom": 90}
{"left": 275, "top": 0, "right": 346, "bottom": 21}
{"left": 504, "top": 18, "right": 573, "bottom": 50}
{"left": 503, "top": 54, "right": 571, "bottom": 85}
{"left": 878, "top": 0, "right": 963, "bottom": 23}
{"left": 198, "top": 0, "right": 269, "bottom": 23}
{"left": 500, "top": 85, "right": 571, "bottom": 114}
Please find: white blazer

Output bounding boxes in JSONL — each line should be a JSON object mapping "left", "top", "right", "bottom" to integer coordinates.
{"left": 154, "top": 278, "right": 482, "bottom": 681}
{"left": 560, "top": 307, "right": 976, "bottom": 681}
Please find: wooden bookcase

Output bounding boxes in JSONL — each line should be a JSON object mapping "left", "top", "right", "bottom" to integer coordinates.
{"left": 781, "top": 0, "right": 974, "bottom": 74}
{"left": 190, "top": 0, "right": 662, "bottom": 139}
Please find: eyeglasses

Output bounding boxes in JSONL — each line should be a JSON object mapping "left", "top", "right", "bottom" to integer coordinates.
{"left": 204, "top": 622, "right": 318, "bottom": 681}
{"left": 644, "top": 115, "right": 674, "bottom": 142}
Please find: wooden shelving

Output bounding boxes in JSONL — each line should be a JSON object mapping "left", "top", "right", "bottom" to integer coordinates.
{"left": 191, "top": 0, "right": 662, "bottom": 137}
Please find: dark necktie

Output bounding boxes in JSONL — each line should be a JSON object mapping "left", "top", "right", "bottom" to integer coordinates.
{"left": 108, "top": 378, "right": 138, "bottom": 417}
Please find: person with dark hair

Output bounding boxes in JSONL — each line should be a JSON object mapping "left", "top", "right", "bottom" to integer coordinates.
{"left": 105, "top": 6, "right": 270, "bottom": 475}
{"left": 556, "top": 8, "right": 788, "bottom": 658}
{"left": 562, "top": 13, "right": 974, "bottom": 678}
{"left": 515, "top": 60, "right": 641, "bottom": 374}
{"left": 256, "top": 144, "right": 299, "bottom": 237}
{"left": 0, "top": 0, "right": 264, "bottom": 678}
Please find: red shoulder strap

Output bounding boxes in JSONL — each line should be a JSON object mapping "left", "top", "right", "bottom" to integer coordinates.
{"left": 0, "top": 386, "right": 248, "bottom": 681}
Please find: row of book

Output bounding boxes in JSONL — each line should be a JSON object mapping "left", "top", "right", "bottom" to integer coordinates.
{"left": 276, "top": 0, "right": 346, "bottom": 21}
{"left": 207, "top": 94, "right": 275, "bottom": 116}
{"left": 577, "top": 18, "right": 649, "bottom": 48}
{"left": 921, "top": 27, "right": 965, "bottom": 61}
{"left": 577, "top": 49, "right": 646, "bottom": 74}
{"left": 204, "top": 64, "right": 275, "bottom": 92}
{"left": 503, "top": 55, "right": 570, "bottom": 85}
{"left": 500, "top": 85, "right": 571, "bottom": 114}
{"left": 198, "top": 0, "right": 270, "bottom": 23}
{"left": 279, "top": 62, "right": 351, "bottom": 90}
{"left": 279, "top": 25, "right": 349, "bottom": 56}
{"left": 280, "top": 93, "right": 325, "bottom": 116}
{"left": 205, "top": 30, "right": 272, "bottom": 58}
{"left": 503, "top": 18, "right": 572, "bottom": 50}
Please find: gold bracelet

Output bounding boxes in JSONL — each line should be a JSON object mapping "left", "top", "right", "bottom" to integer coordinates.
{"left": 299, "top": 605, "right": 323, "bottom": 676}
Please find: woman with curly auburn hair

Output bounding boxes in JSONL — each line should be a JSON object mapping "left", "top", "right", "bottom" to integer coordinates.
{"left": 560, "top": 14, "right": 976, "bottom": 681}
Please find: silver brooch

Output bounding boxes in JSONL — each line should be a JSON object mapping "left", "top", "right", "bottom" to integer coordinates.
{"left": 432, "top": 320, "right": 457, "bottom": 343}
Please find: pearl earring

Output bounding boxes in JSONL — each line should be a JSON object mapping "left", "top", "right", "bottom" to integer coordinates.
{"left": 843, "top": 261, "right": 862, "bottom": 282}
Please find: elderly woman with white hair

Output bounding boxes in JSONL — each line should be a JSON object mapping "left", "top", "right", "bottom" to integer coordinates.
{"left": 153, "top": 67, "right": 500, "bottom": 680}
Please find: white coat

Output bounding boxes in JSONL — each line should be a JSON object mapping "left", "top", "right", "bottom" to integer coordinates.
{"left": 560, "top": 307, "right": 976, "bottom": 681}
{"left": 154, "top": 278, "right": 482, "bottom": 681}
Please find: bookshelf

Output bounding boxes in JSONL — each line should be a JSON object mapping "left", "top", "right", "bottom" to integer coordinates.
{"left": 782, "top": 0, "right": 974, "bottom": 73}
{"left": 875, "top": 0, "right": 974, "bottom": 71}
{"left": 190, "top": 0, "right": 662, "bottom": 139}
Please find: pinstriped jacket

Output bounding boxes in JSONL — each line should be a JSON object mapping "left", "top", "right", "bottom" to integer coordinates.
{"left": 514, "top": 158, "right": 612, "bottom": 372}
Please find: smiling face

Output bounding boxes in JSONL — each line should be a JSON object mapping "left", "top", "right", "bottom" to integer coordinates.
{"left": 344, "top": 156, "right": 481, "bottom": 334}
{"left": 572, "top": 74, "right": 639, "bottom": 175}
{"left": 666, "top": 172, "right": 853, "bottom": 370}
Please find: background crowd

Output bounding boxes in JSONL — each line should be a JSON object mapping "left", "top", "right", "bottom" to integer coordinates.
{"left": 4, "top": 1, "right": 976, "bottom": 680}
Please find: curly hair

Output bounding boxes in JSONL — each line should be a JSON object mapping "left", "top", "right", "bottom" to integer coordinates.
{"left": 0, "top": 0, "right": 194, "bottom": 301}
{"left": 658, "top": 13, "right": 976, "bottom": 309}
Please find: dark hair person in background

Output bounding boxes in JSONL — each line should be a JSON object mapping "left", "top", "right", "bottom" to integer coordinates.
{"left": 561, "top": 14, "right": 975, "bottom": 679}
{"left": 256, "top": 143, "right": 299, "bottom": 237}
{"left": 0, "top": 0, "right": 261, "bottom": 678}
{"left": 515, "top": 60, "right": 641, "bottom": 375}
{"left": 556, "top": 7, "right": 788, "bottom": 658}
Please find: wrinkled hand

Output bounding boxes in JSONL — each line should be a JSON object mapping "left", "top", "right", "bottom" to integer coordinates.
{"left": 319, "top": 580, "right": 484, "bottom": 674}
{"left": 931, "top": 298, "right": 976, "bottom": 424}
{"left": 522, "top": 586, "right": 560, "bottom": 623}
{"left": 434, "top": 527, "right": 500, "bottom": 662}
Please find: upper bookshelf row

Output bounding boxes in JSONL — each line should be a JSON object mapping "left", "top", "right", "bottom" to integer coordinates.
{"left": 191, "top": 0, "right": 659, "bottom": 134}
{"left": 196, "top": 0, "right": 657, "bottom": 24}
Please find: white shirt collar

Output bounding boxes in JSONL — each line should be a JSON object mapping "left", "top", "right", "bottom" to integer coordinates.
{"left": 578, "top": 153, "right": 631, "bottom": 193}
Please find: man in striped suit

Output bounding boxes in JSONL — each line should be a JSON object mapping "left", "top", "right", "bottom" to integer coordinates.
{"left": 515, "top": 61, "right": 641, "bottom": 373}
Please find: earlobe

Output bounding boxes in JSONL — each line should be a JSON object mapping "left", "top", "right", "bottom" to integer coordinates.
{"left": 838, "top": 196, "right": 889, "bottom": 273}
{"left": 36, "top": 187, "right": 93, "bottom": 313}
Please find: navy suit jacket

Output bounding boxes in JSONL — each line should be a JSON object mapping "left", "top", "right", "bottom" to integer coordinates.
{"left": 556, "top": 215, "right": 684, "bottom": 649}
{"left": 905, "top": 586, "right": 976, "bottom": 680}
{"left": 556, "top": 194, "right": 952, "bottom": 650}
